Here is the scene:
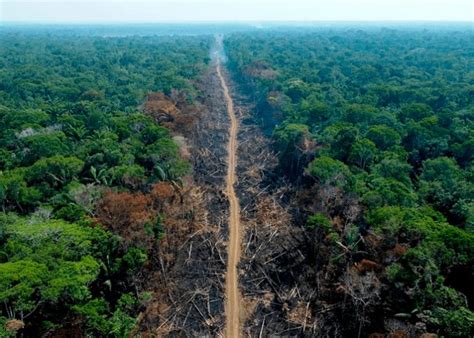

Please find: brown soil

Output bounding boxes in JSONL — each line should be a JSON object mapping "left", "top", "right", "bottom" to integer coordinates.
{"left": 217, "top": 54, "right": 242, "bottom": 337}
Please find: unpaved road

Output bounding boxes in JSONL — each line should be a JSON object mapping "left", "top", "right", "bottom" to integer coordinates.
{"left": 216, "top": 54, "right": 242, "bottom": 336}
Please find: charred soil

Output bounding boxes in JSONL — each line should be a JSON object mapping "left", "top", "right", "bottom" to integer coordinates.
{"left": 137, "top": 63, "right": 231, "bottom": 336}
{"left": 138, "top": 41, "right": 342, "bottom": 337}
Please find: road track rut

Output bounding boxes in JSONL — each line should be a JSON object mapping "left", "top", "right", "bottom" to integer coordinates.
{"left": 217, "top": 53, "right": 242, "bottom": 337}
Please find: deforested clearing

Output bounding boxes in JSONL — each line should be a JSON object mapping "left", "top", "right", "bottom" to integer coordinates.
{"left": 0, "top": 21, "right": 473, "bottom": 338}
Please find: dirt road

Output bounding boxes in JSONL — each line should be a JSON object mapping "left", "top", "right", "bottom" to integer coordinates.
{"left": 216, "top": 52, "right": 242, "bottom": 336}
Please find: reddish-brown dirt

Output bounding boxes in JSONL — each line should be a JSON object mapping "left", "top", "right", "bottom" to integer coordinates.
{"left": 217, "top": 55, "right": 243, "bottom": 337}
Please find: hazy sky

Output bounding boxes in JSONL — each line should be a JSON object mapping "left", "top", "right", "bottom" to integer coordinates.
{"left": 1, "top": 0, "right": 473, "bottom": 23}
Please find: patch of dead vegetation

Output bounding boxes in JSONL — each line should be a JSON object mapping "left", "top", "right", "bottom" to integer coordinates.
{"left": 136, "top": 65, "right": 231, "bottom": 336}
{"left": 144, "top": 92, "right": 180, "bottom": 124}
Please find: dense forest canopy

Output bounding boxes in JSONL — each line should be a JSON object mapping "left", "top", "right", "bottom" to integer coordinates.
{"left": 225, "top": 26, "right": 474, "bottom": 336}
{"left": 0, "top": 23, "right": 473, "bottom": 337}
{"left": 0, "top": 23, "right": 258, "bottom": 37}
{"left": 0, "top": 29, "right": 210, "bottom": 336}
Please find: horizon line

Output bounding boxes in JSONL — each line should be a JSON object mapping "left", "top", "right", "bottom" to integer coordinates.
{"left": 1, "top": 19, "right": 473, "bottom": 25}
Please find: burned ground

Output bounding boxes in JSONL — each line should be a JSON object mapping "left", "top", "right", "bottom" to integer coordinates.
{"left": 137, "top": 63, "right": 230, "bottom": 336}
{"left": 138, "top": 55, "right": 374, "bottom": 338}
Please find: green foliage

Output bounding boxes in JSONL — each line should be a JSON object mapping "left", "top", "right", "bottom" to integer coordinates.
{"left": 109, "top": 164, "right": 146, "bottom": 188}
{"left": 42, "top": 256, "right": 100, "bottom": 303}
{"left": 306, "top": 213, "right": 332, "bottom": 231}
{"left": 0, "top": 33, "right": 208, "bottom": 214}
{"left": 371, "top": 158, "right": 412, "bottom": 187}
{"left": 74, "top": 298, "right": 110, "bottom": 335}
{"left": 0, "top": 149, "right": 14, "bottom": 170}
{"left": 308, "top": 156, "right": 351, "bottom": 186}
{"left": 0, "top": 260, "right": 49, "bottom": 315}
{"left": 0, "top": 170, "right": 42, "bottom": 210}
{"left": 419, "top": 157, "right": 473, "bottom": 225}
{"left": 273, "top": 123, "right": 310, "bottom": 148}
{"left": 21, "top": 132, "right": 71, "bottom": 166}
{"left": 369, "top": 206, "right": 474, "bottom": 335}
{"left": 54, "top": 203, "right": 86, "bottom": 222}
{"left": 0, "top": 30, "right": 210, "bottom": 335}
{"left": 326, "top": 125, "right": 359, "bottom": 162}
{"left": 0, "top": 317, "right": 17, "bottom": 337}
{"left": 75, "top": 293, "right": 143, "bottom": 337}
{"left": 0, "top": 214, "right": 149, "bottom": 335}
{"left": 362, "top": 178, "right": 417, "bottom": 207}
{"left": 399, "top": 103, "right": 433, "bottom": 122}
{"left": 273, "top": 123, "right": 311, "bottom": 176}
{"left": 307, "top": 213, "right": 340, "bottom": 244}
{"left": 0, "top": 33, "right": 210, "bottom": 109}
{"left": 349, "top": 138, "right": 378, "bottom": 169}
{"left": 0, "top": 217, "right": 103, "bottom": 320}
{"left": 366, "top": 125, "right": 401, "bottom": 150}
{"left": 225, "top": 26, "right": 473, "bottom": 335}
{"left": 430, "top": 307, "right": 474, "bottom": 337}
{"left": 302, "top": 99, "right": 331, "bottom": 124}
{"left": 122, "top": 248, "right": 147, "bottom": 275}
{"left": 366, "top": 206, "right": 441, "bottom": 240}
{"left": 109, "top": 294, "right": 140, "bottom": 338}
{"left": 342, "top": 104, "right": 378, "bottom": 126}
{"left": 27, "top": 156, "right": 84, "bottom": 187}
